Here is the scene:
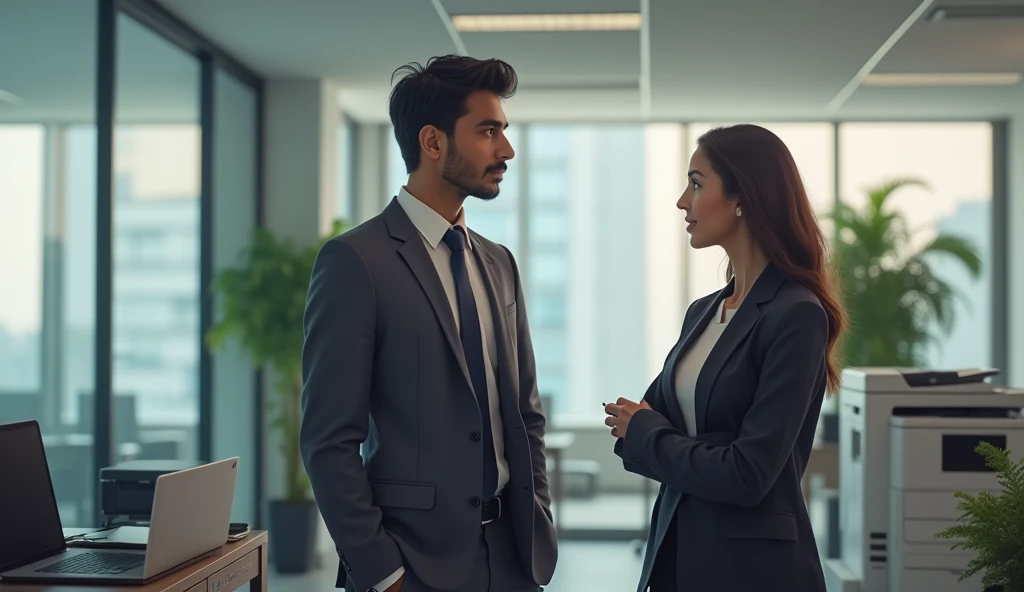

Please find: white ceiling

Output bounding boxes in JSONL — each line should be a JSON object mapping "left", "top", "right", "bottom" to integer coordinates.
{"left": 2, "top": 0, "right": 1024, "bottom": 123}
{"left": 0, "top": 0, "right": 202, "bottom": 123}
{"left": 157, "top": 0, "right": 1024, "bottom": 121}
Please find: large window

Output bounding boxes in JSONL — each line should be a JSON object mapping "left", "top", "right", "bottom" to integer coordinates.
{"left": 839, "top": 123, "right": 993, "bottom": 369}
{"left": 112, "top": 13, "right": 201, "bottom": 460}
{"left": 0, "top": 126, "right": 44, "bottom": 392}
{"left": 2, "top": 0, "right": 262, "bottom": 529}
{"left": 525, "top": 125, "right": 650, "bottom": 417}
{"left": 381, "top": 119, "right": 1000, "bottom": 420}
{"left": 211, "top": 68, "right": 259, "bottom": 523}
{"left": 0, "top": 0, "right": 99, "bottom": 526}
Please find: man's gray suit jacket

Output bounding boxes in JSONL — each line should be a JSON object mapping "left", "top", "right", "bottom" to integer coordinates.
{"left": 300, "top": 197, "right": 558, "bottom": 591}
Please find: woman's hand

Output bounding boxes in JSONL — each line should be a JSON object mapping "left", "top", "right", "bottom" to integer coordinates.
{"left": 604, "top": 398, "right": 652, "bottom": 439}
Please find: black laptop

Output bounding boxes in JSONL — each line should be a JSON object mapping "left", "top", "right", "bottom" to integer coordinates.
{"left": 0, "top": 420, "right": 238, "bottom": 584}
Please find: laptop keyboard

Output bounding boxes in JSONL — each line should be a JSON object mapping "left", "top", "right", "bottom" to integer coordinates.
{"left": 37, "top": 552, "right": 145, "bottom": 575}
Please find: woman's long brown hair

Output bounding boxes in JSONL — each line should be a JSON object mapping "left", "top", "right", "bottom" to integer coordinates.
{"left": 697, "top": 124, "right": 846, "bottom": 394}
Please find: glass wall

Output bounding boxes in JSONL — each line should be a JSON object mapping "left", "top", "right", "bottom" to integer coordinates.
{"left": 1, "top": 1, "right": 263, "bottom": 528}
{"left": 0, "top": 0, "right": 98, "bottom": 526}
{"left": 525, "top": 125, "right": 649, "bottom": 417}
{"left": 211, "top": 69, "right": 259, "bottom": 523}
{"left": 0, "top": 125, "right": 44, "bottom": 392}
{"left": 112, "top": 13, "right": 201, "bottom": 461}
{"left": 380, "top": 119, "right": 999, "bottom": 424}
{"left": 838, "top": 123, "right": 993, "bottom": 369}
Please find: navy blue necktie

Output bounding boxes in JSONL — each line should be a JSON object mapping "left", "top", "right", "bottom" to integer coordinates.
{"left": 442, "top": 228, "right": 498, "bottom": 501}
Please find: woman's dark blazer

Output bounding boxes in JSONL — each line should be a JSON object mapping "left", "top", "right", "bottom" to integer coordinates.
{"left": 614, "top": 263, "right": 829, "bottom": 592}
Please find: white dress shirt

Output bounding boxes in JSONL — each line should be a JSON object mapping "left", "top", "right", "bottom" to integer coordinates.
{"left": 674, "top": 301, "right": 734, "bottom": 436}
{"left": 374, "top": 188, "right": 510, "bottom": 592}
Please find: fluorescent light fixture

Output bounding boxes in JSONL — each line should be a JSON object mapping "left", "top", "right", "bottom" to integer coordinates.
{"left": 862, "top": 72, "right": 1023, "bottom": 87}
{"left": 451, "top": 13, "right": 641, "bottom": 32}
{"left": 0, "top": 89, "right": 21, "bottom": 105}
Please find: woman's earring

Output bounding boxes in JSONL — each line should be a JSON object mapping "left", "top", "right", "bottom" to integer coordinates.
{"left": 736, "top": 208, "right": 742, "bottom": 217}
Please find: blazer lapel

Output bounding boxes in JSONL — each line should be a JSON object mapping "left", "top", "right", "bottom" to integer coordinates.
{"left": 470, "top": 236, "right": 517, "bottom": 412}
{"left": 659, "top": 286, "right": 730, "bottom": 434}
{"left": 384, "top": 199, "right": 475, "bottom": 393}
{"left": 694, "top": 264, "right": 786, "bottom": 433}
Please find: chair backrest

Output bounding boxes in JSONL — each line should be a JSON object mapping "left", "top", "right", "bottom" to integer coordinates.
{"left": 78, "top": 392, "right": 138, "bottom": 443}
{"left": 0, "top": 393, "right": 42, "bottom": 425}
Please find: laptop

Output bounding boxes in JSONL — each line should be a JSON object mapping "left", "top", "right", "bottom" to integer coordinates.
{"left": 0, "top": 420, "right": 239, "bottom": 584}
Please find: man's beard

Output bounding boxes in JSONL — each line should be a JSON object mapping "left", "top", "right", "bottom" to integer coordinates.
{"left": 442, "top": 143, "right": 505, "bottom": 200}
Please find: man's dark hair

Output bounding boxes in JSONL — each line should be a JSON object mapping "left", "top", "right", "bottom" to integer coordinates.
{"left": 388, "top": 55, "right": 518, "bottom": 173}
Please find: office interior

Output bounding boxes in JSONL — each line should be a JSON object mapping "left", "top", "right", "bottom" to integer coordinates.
{"left": 1, "top": 0, "right": 1023, "bottom": 590}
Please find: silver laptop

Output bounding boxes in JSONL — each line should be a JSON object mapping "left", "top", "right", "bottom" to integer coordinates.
{"left": 0, "top": 420, "right": 239, "bottom": 584}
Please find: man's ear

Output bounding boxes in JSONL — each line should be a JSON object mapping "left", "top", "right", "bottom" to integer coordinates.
{"left": 419, "top": 125, "right": 445, "bottom": 163}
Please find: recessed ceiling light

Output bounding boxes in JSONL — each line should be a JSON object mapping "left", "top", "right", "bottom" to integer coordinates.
{"left": 0, "top": 89, "right": 22, "bottom": 105}
{"left": 862, "top": 72, "right": 1022, "bottom": 87}
{"left": 451, "top": 13, "right": 642, "bottom": 32}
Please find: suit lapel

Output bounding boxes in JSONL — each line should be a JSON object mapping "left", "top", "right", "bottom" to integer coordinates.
{"left": 470, "top": 235, "right": 517, "bottom": 413}
{"left": 693, "top": 264, "right": 786, "bottom": 433}
{"left": 385, "top": 199, "right": 475, "bottom": 393}
{"left": 659, "top": 287, "right": 730, "bottom": 433}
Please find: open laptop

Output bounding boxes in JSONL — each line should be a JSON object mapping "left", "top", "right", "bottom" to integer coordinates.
{"left": 0, "top": 420, "right": 239, "bottom": 584}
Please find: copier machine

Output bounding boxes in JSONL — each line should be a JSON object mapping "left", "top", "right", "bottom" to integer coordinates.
{"left": 824, "top": 367, "right": 1024, "bottom": 592}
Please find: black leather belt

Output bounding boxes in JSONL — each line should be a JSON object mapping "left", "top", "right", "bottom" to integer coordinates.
{"left": 481, "top": 494, "right": 504, "bottom": 523}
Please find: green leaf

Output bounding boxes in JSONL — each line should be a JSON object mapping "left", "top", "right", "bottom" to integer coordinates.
{"left": 934, "top": 442, "right": 1024, "bottom": 590}
{"left": 829, "top": 179, "right": 983, "bottom": 368}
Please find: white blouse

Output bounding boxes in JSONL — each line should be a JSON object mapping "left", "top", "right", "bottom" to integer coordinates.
{"left": 674, "top": 301, "right": 735, "bottom": 436}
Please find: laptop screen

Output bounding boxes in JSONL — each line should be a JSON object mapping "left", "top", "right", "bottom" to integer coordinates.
{"left": 0, "top": 421, "right": 66, "bottom": 572}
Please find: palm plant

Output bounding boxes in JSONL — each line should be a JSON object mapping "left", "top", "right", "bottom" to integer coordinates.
{"left": 830, "top": 178, "right": 982, "bottom": 367}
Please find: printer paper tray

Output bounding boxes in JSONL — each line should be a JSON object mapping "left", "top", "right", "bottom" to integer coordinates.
{"left": 901, "top": 551, "right": 974, "bottom": 569}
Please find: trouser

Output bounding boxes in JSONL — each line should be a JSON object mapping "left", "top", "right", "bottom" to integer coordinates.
{"left": 402, "top": 515, "right": 541, "bottom": 592}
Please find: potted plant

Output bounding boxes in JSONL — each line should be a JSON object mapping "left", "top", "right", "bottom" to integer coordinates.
{"left": 824, "top": 178, "right": 982, "bottom": 441}
{"left": 934, "top": 441, "right": 1024, "bottom": 591}
{"left": 206, "top": 220, "right": 345, "bottom": 573}
{"left": 830, "top": 178, "right": 982, "bottom": 367}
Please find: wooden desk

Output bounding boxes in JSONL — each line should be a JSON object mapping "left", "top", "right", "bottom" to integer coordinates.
{"left": 0, "top": 531, "right": 268, "bottom": 592}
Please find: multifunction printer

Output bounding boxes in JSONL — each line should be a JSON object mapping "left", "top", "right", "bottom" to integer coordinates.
{"left": 824, "top": 368, "right": 1024, "bottom": 592}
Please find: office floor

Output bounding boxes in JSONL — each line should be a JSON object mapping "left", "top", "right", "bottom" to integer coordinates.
{"left": 269, "top": 541, "right": 645, "bottom": 591}
{"left": 267, "top": 488, "right": 834, "bottom": 591}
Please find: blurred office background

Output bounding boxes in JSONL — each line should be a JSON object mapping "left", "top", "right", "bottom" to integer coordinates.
{"left": 1, "top": 0, "right": 1022, "bottom": 588}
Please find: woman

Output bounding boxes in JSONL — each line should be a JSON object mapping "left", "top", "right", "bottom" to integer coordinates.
{"left": 605, "top": 124, "right": 845, "bottom": 592}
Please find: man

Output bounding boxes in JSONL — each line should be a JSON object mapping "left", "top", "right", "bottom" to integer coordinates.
{"left": 300, "top": 55, "right": 557, "bottom": 592}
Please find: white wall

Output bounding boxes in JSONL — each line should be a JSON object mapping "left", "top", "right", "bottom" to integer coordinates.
{"left": 353, "top": 122, "right": 389, "bottom": 223}
{"left": 261, "top": 77, "right": 340, "bottom": 556}
{"left": 264, "top": 78, "right": 339, "bottom": 244}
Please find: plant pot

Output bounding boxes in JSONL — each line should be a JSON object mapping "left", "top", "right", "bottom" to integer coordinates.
{"left": 269, "top": 499, "right": 318, "bottom": 573}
